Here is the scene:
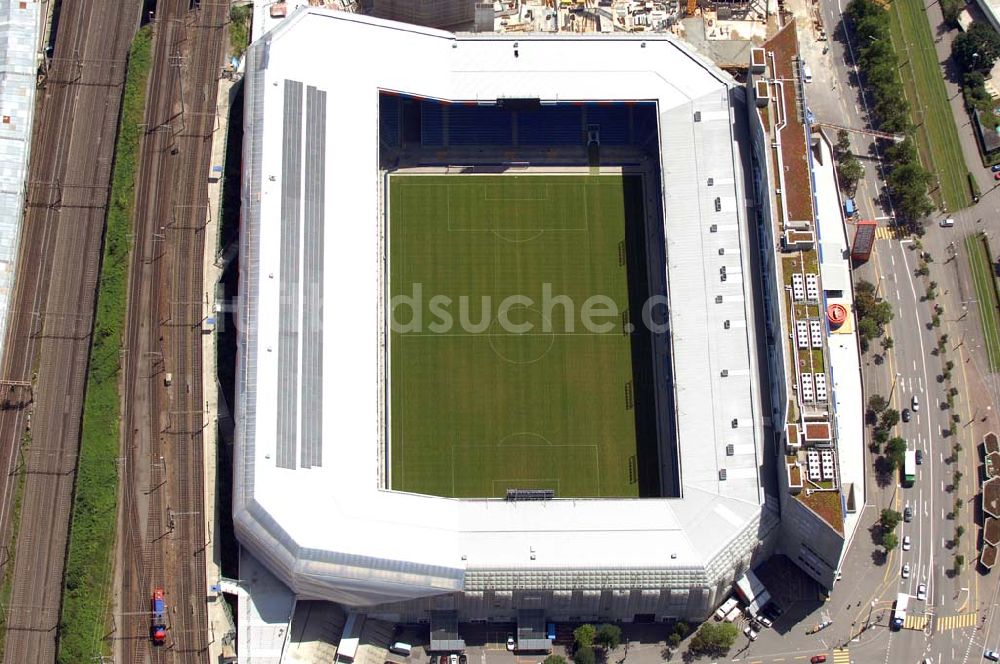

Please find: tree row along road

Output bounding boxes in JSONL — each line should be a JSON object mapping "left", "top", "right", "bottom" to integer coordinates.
{"left": 0, "top": 1, "right": 142, "bottom": 662}
{"left": 116, "top": 0, "right": 225, "bottom": 661}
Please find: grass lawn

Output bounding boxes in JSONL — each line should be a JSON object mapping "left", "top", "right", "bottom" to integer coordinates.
{"left": 964, "top": 233, "right": 1000, "bottom": 371}
{"left": 888, "top": 0, "right": 971, "bottom": 212}
{"left": 388, "top": 174, "right": 649, "bottom": 498}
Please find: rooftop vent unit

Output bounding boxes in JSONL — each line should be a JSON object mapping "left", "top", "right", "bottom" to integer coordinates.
{"left": 726, "top": 444, "right": 735, "bottom": 456}
{"left": 719, "top": 469, "right": 728, "bottom": 481}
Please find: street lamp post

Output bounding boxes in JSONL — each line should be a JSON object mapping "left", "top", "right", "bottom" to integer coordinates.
{"left": 888, "top": 371, "right": 903, "bottom": 401}
{"left": 865, "top": 600, "right": 875, "bottom": 630}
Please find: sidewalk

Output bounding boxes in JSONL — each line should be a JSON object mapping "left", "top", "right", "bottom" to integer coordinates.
{"left": 201, "top": 74, "right": 239, "bottom": 662}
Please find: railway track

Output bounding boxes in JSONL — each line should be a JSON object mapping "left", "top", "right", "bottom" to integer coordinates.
{"left": 0, "top": 0, "right": 142, "bottom": 662}
{"left": 117, "top": 0, "right": 225, "bottom": 660}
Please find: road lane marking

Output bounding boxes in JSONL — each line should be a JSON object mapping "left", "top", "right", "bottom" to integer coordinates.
{"left": 936, "top": 612, "right": 978, "bottom": 632}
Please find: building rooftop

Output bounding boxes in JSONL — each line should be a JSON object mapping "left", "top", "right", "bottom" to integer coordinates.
{"left": 0, "top": 0, "right": 40, "bottom": 368}
{"left": 235, "top": 8, "right": 766, "bottom": 605}
{"left": 985, "top": 476, "right": 1000, "bottom": 520}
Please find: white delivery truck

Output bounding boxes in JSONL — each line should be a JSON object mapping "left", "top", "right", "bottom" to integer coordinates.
{"left": 715, "top": 596, "right": 739, "bottom": 621}
{"left": 892, "top": 593, "right": 909, "bottom": 630}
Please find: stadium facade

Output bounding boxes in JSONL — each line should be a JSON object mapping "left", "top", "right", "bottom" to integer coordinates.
{"left": 235, "top": 8, "right": 783, "bottom": 623}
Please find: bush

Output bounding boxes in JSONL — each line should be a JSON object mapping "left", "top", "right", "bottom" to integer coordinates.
{"left": 544, "top": 657, "right": 568, "bottom": 664}
{"left": 573, "top": 647, "right": 595, "bottom": 664}
{"left": 688, "top": 622, "right": 739, "bottom": 656}
{"left": 574, "top": 624, "right": 596, "bottom": 649}
{"left": 667, "top": 633, "right": 681, "bottom": 648}
{"left": 595, "top": 624, "right": 622, "bottom": 650}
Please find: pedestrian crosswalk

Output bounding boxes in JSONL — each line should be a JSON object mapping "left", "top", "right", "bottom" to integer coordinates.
{"left": 875, "top": 225, "right": 900, "bottom": 240}
{"left": 936, "top": 612, "right": 978, "bottom": 632}
{"left": 833, "top": 646, "right": 851, "bottom": 664}
{"left": 903, "top": 614, "right": 929, "bottom": 630}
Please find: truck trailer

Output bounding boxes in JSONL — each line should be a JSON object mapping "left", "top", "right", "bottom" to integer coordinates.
{"left": 892, "top": 592, "right": 909, "bottom": 630}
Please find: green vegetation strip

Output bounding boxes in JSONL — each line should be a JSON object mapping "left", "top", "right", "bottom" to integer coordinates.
{"left": 58, "top": 26, "right": 152, "bottom": 663}
{"left": 964, "top": 233, "right": 1000, "bottom": 371}
{"left": 888, "top": 0, "right": 971, "bottom": 211}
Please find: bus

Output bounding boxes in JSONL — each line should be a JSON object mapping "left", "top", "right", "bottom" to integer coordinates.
{"left": 903, "top": 450, "right": 916, "bottom": 487}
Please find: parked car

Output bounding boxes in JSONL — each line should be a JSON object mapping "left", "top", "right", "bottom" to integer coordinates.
{"left": 985, "top": 650, "right": 999, "bottom": 662}
{"left": 994, "top": 172, "right": 1000, "bottom": 181}
{"left": 916, "top": 449, "right": 923, "bottom": 464}
{"left": 904, "top": 505, "right": 913, "bottom": 522}
{"left": 902, "top": 408, "right": 911, "bottom": 422}
{"left": 912, "top": 395, "right": 920, "bottom": 411}
{"left": 810, "top": 656, "right": 828, "bottom": 664}
{"left": 940, "top": 217, "right": 955, "bottom": 227}
{"left": 917, "top": 583, "right": 927, "bottom": 601}
{"left": 506, "top": 635, "right": 515, "bottom": 651}
{"left": 743, "top": 625, "right": 758, "bottom": 641}
{"left": 991, "top": 164, "right": 1000, "bottom": 172}
{"left": 903, "top": 535, "right": 911, "bottom": 551}
{"left": 756, "top": 614, "right": 773, "bottom": 628}
{"left": 449, "top": 655, "right": 458, "bottom": 664}
{"left": 902, "top": 562, "right": 911, "bottom": 579}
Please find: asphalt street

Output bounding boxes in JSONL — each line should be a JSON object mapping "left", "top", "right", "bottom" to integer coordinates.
{"left": 715, "top": 1, "right": 1000, "bottom": 662}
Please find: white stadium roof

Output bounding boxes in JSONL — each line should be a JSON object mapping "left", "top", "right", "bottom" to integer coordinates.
{"left": 235, "top": 8, "right": 768, "bottom": 607}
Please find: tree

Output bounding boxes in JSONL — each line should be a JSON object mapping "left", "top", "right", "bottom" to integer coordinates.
{"left": 836, "top": 129, "right": 851, "bottom": 155}
{"left": 858, "top": 318, "right": 880, "bottom": 349}
{"left": 544, "top": 656, "right": 568, "bottom": 664}
{"left": 868, "top": 394, "right": 888, "bottom": 413}
{"left": 667, "top": 633, "right": 681, "bottom": 648}
{"left": 880, "top": 409, "right": 900, "bottom": 431}
{"left": 952, "top": 22, "right": 1000, "bottom": 73}
{"left": 881, "top": 336, "right": 894, "bottom": 353}
{"left": 839, "top": 154, "right": 864, "bottom": 190}
{"left": 594, "top": 624, "right": 622, "bottom": 650}
{"left": 574, "top": 624, "right": 596, "bottom": 649}
{"left": 886, "top": 437, "right": 907, "bottom": 470}
{"left": 573, "top": 647, "right": 595, "bottom": 664}
{"left": 688, "top": 622, "right": 739, "bottom": 656}
{"left": 954, "top": 470, "right": 964, "bottom": 485}
{"left": 674, "top": 622, "right": 689, "bottom": 638}
{"left": 957, "top": 525, "right": 966, "bottom": 538}
{"left": 881, "top": 508, "right": 902, "bottom": 531}
{"left": 882, "top": 531, "right": 898, "bottom": 551}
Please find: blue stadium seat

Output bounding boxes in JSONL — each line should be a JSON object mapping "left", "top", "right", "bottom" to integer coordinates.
{"left": 448, "top": 105, "right": 513, "bottom": 145}
{"left": 421, "top": 101, "right": 445, "bottom": 147}
{"left": 379, "top": 95, "right": 400, "bottom": 147}
{"left": 632, "top": 103, "right": 660, "bottom": 151}
{"left": 584, "top": 104, "right": 630, "bottom": 145}
{"left": 518, "top": 105, "right": 583, "bottom": 146}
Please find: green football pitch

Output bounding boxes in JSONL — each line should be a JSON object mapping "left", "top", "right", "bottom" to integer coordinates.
{"left": 388, "top": 173, "right": 652, "bottom": 498}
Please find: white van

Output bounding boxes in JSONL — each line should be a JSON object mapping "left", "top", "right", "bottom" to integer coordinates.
{"left": 802, "top": 63, "right": 813, "bottom": 83}
{"left": 389, "top": 643, "right": 412, "bottom": 657}
{"left": 714, "top": 596, "right": 739, "bottom": 620}
{"left": 724, "top": 606, "right": 743, "bottom": 623}
{"left": 940, "top": 217, "right": 955, "bottom": 227}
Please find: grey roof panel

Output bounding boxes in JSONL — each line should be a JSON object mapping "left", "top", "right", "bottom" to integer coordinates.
{"left": 277, "top": 79, "right": 304, "bottom": 470}
{"left": 301, "top": 85, "right": 326, "bottom": 469}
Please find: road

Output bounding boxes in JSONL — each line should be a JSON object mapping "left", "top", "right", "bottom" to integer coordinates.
{"left": 713, "top": 0, "right": 998, "bottom": 662}
{"left": 114, "top": 0, "right": 225, "bottom": 661}
{"left": 0, "top": 1, "right": 141, "bottom": 662}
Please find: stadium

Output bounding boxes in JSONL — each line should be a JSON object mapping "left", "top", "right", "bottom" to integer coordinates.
{"left": 234, "top": 8, "right": 779, "bottom": 625}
